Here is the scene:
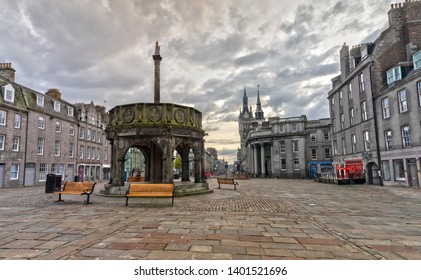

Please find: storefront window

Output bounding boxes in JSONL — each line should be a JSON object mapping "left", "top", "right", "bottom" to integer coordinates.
{"left": 382, "top": 160, "right": 391, "bottom": 181}
{"left": 393, "top": 159, "right": 405, "bottom": 181}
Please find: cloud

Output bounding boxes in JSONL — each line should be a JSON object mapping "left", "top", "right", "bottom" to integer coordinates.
{"left": 0, "top": 0, "right": 396, "bottom": 163}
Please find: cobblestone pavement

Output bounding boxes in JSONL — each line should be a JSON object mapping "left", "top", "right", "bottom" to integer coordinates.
{"left": 0, "top": 178, "right": 421, "bottom": 260}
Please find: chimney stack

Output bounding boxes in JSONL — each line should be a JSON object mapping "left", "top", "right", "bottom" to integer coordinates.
{"left": 152, "top": 41, "right": 162, "bottom": 103}
{"left": 45, "top": 88, "right": 62, "bottom": 100}
{"left": 0, "top": 63, "right": 16, "bottom": 82}
{"left": 340, "top": 43, "right": 350, "bottom": 80}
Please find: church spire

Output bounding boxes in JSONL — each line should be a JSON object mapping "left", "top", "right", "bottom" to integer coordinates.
{"left": 255, "top": 85, "right": 264, "bottom": 120}
{"left": 242, "top": 85, "right": 249, "bottom": 113}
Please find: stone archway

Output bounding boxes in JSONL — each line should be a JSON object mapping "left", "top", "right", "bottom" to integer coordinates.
{"left": 366, "top": 161, "right": 380, "bottom": 185}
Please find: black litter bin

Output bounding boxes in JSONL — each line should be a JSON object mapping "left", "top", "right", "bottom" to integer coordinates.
{"left": 74, "top": 175, "right": 80, "bottom": 182}
{"left": 55, "top": 175, "right": 62, "bottom": 191}
{"left": 45, "top": 174, "right": 56, "bottom": 193}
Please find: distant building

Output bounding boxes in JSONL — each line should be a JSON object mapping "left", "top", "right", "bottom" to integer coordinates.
{"left": 239, "top": 87, "right": 331, "bottom": 178}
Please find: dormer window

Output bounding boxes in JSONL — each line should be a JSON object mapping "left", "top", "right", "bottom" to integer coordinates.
{"left": 37, "top": 94, "right": 44, "bottom": 107}
{"left": 386, "top": 66, "right": 402, "bottom": 85}
{"left": 2, "top": 84, "right": 15, "bottom": 103}
{"left": 413, "top": 50, "right": 421, "bottom": 70}
{"left": 67, "top": 106, "right": 74, "bottom": 116}
{"left": 53, "top": 101, "right": 61, "bottom": 112}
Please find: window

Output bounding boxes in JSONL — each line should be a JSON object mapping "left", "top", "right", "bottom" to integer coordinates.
{"left": 333, "top": 141, "right": 337, "bottom": 155}
{"left": 14, "top": 114, "right": 21, "bottom": 128}
{"left": 342, "top": 138, "right": 346, "bottom": 155}
{"left": 39, "top": 163, "right": 48, "bottom": 181}
{"left": 87, "top": 146, "right": 90, "bottom": 159}
{"left": 55, "top": 121, "right": 62, "bottom": 133}
{"left": 12, "top": 136, "right": 19, "bottom": 151}
{"left": 361, "top": 101, "right": 367, "bottom": 121}
{"left": 38, "top": 116, "right": 45, "bottom": 129}
{"left": 386, "top": 66, "right": 402, "bottom": 84}
{"left": 10, "top": 164, "right": 19, "bottom": 180}
{"left": 36, "top": 138, "right": 45, "bottom": 155}
{"left": 87, "top": 128, "right": 91, "bottom": 141}
{"left": 323, "top": 131, "right": 329, "bottom": 141}
{"left": 281, "top": 159, "right": 286, "bottom": 171}
{"left": 311, "top": 148, "right": 317, "bottom": 160}
{"left": 92, "top": 130, "right": 96, "bottom": 142}
{"left": 79, "top": 145, "right": 84, "bottom": 159}
{"left": 91, "top": 147, "right": 95, "bottom": 159}
{"left": 0, "top": 134, "right": 5, "bottom": 150}
{"left": 310, "top": 134, "right": 316, "bottom": 142}
{"left": 393, "top": 159, "right": 405, "bottom": 181}
{"left": 292, "top": 141, "right": 298, "bottom": 152}
{"left": 55, "top": 141, "right": 61, "bottom": 156}
{"left": 67, "top": 106, "right": 74, "bottom": 116}
{"left": 69, "top": 143, "right": 74, "bottom": 158}
{"left": 349, "top": 108, "right": 354, "bottom": 126}
{"left": 291, "top": 123, "right": 297, "bottom": 132}
{"left": 351, "top": 134, "right": 357, "bottom": 153}
{"left": 398, "top": 89, "right": 407, "bottom": 113}
{"left": 348, "top": 83, "right": 352, "bottom": 99}
{"left": 279, "top": 125, "right": 284, "bottom": 133}
{"left": 332, "top": 118, "right": 336, "bottom": 133}
{"left": 0, "top": 110, "right": 6, "bottom": 125}
{"left": 402, "top": 125, "right": 411, "bottom": 148}
{"left": 80, "top": 127, "right": 85, "bottom": 139}
{"left": 324, "top": 148, "right": 331, "bottom": 159}
{"left": 339, "top": 91, "right": 343, "bottom": 106}
{"left": 358, "top": 72, "right": 365, "bottom": 92}
{"left": 382, "top": 97, "right": 390, "bottom": 118}
{"left": 97, "top": 148, "right": 101, "bottom": 160}
{"left": 37, "top": 95, "right": 44, "bottom": 107}
{"left": 3, "top": 84, "right": 15, "bottom": 103}
{"left": 382, "top": 160, "right": 391, "bottom": 181}
{"left": 385, "top": 130, "right": 393, "bottom": 151}
{"left": 413, "top": 50, "right": 421, "bottom": 70}
{"left": 364, "top": 131, "right": 370, "bottom": 151}
{"left": 104, "top": 147, "right": 108, "bottom": 160}
{"left": 70, "top": 125, "right": 75, "bottom": 136}
{"left": 280, "top": 141, "right": 286, "bottom": 153}
{"left": 293, "top": 158, "right": 299, "bottom": 170}
{"left": 340, "top": 114, "right": 345, "bottom": 130}
{"left": 53, "top": 101, "right": 61, "bottom": 112}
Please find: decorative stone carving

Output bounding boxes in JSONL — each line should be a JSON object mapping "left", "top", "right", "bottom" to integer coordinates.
{"left": 148, "top": 106, "right": 161, "bottom": 122}
{"left": 124, "top": 107, "right": 135, "bottom": 123}
{"left": 174, "top": 109, "right": 185, "bottom": 124}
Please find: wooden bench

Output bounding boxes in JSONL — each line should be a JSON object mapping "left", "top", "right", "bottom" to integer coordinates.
{"left": 217, "top": 177, "right": 238, "bottom": 190}
{"left": 55, "top": 181, "right": 96, "bottom": 204}
{"left": 125, "top": 183, "right": 174, "bottom": 206}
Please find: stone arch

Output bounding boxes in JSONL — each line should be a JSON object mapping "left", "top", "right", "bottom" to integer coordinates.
{"left": 366, "top": 161, "right": 380, "bottom": 185}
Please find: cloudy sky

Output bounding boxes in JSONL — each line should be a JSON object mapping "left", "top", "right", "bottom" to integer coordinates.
{"left": 0, "top": 0, "right": 395, "bottom": 163}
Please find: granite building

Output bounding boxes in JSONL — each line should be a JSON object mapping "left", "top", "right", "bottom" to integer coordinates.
{"left": 239, "top": 87, "right": 332, "bottom": 178}
{"left": 0, "top": 63, "right": 111, "bottom": 188}
{"left": 328, "top": 1, "right": 421, "bottom": 187}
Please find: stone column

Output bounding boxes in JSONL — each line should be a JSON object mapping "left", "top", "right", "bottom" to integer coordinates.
{"left": 152, "top": 41, "right": 162, "bottom": 103}
{"left": 253, "top": 144, "right": 258, "bottom": 177}
{"left": 260, "top": 143, "right": 266, "bottom": 176}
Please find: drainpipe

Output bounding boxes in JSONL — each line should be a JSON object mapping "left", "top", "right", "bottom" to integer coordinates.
{"left": 23, "top": 109, "right": 29, "bottom": 187}
{"left": 369, "top": 62, "right": 383, "bottom": 186}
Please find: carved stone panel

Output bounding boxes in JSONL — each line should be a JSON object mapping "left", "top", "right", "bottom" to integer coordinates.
{"left": 124, "top": 107, "right": 135, "bottom": 123}
{"left": 148, "top": 106, "right": 162, "bottom": 122}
